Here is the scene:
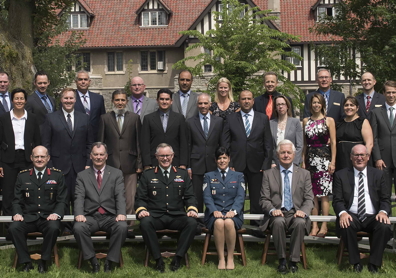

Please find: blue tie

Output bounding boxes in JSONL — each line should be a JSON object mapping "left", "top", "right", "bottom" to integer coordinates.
{"left": 244, "top": 114, "right": 251, "bottom": 137}
{"left": 283, "top": 169, "right": 292, "bottom": 211}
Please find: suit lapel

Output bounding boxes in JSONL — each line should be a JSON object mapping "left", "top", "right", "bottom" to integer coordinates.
{"left": 141, "top": 96, "right": 149, "bottom": 115}
{"left": 33, "top": 93, "right": 47, "bottom": 111}
{"left": 366, "top": 167, "right": 376, "bottom": 205}
{"left": 153, "top": 111, "right": 165, "bottom": 133}
{"left": 57, "top": 111, "right": 73, "bottom": 138}
{"left": 236, "top": 112, "right": 246, "bottom": 138}
{"left": 186, "top": 92, "right": 196, "bottom": 116}
{"left": 249, "top": 112, "right": 260, "bottom": 138}
{"left": 380, "top": 106, "right": 392, "bottom": 130}
{"left": 166, "top": 111, "right": 176, "bottom": 131}
{"left": 270, "top": 119, "right": 277, "bottom": 145}
{"left": 173, "top": 93, "right": 182, "bottom": 113}
{"left": 121, "top": 112, "right": 131, "bottom": 135}
{"left": 207, "top": 114, "right": 217, "bottom": 139}
{"left": 194, "top": 115, "right": 206, "bottom": 139}
{"left": 100, "top": 167, "right": 111, "bottom": 193}
{"left": 109, "top": 111, "right": 121, "bottom": 135}
{"left": 89, "top": 168, "right": 100, "bottom": 195}
{"left": 273, "top": 167, "right": 282, "bottom": 196}
{"left": 347, "top": 168, "right": 355, "bottom": 205}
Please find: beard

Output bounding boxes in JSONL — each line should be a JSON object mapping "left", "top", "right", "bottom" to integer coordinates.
{"left": 113, "top": 105, "right": 129, "bottom": 115}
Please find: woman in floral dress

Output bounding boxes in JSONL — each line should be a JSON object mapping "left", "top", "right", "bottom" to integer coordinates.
{"left": 210, "top": 77, "right": 240, "bottom": 120}
{"left": 302, "top": 93, "right": 336, "bottom": 237}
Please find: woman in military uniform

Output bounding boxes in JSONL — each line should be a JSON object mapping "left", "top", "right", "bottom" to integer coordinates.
{"left": 203, "top": 147, "right": 245, "bottom": 270}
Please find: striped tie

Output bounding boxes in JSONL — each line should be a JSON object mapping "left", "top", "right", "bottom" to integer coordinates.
{"left": 357, "top": 172, "right": 366, "bottom": 222}
{"left": 244, "top": 114, "right": 251, "bottom": 137}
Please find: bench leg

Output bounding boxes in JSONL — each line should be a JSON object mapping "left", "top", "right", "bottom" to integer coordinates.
{"left": 201, "top": 233, "right": 211, "bottom": 265}
{"left": 261, "top": 234, "right": 271, "bottom": 265}
{"left": 237, "top": 234, "right": 247, "bottom": 266}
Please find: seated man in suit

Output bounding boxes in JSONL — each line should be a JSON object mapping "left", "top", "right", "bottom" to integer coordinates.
{"left": 9, "top": 146, "right": 67, "bottom": 273}
{"left": 73, "top": 142, "right": 127, "bottom": 273}
{"left": 333, "top": 144, "right": 391, "bottom": 273}
{"left": 259, "top": 140, "right": 313, "bottom": 274}
{"left": 135, "top": 143, "right": 198, "bottom": 273}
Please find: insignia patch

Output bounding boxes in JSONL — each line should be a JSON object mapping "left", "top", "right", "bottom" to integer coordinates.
{"left": 150, "top": 179, "right": 159, "bottom": 183}
{"left": 241, "top": 182, "right": 246, "bottom": 191}
{"left": 46, "top": 180, "right": 57, "bottom": 184}
{"left": 153, "top": 191, "right": 157, "bottom": 196}
{"left": 203, "top": 183, "right": 207, "bottom": 191}
{"left": 174, "top": 178, "right": 184, "bottom": 182}
{"left": 24, "top": 182, "right": 32, "bottom": 185}
{"left": 211, "top": 179, "right": 220, "bottom": 183}
{"left": 230, "top": 181, "right": 237, "bottom": 183}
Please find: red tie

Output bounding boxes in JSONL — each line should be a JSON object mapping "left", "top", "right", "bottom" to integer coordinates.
{"left": 266, "top": 95, "right": 273, "bottom": 119}
{"left": 97, "top": 170, "right": 106, "bottom": 214}
{"left": 366, "top": 96, "right": 371, "bottom": 112}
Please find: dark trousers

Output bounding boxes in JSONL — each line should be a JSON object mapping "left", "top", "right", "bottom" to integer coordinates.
{"left": 2, "top": 151, "right": 31, "bottom": 217}
{"left": 382, "top": 165, "right": 396, "bottom": 195}
{"left": 63, "top": 168, "right": 77, "bottom": 230}
{"left": 192, "top": 174, "right": 204, "bottom": 213}
{"left": 73, "top": 212, "right": 127, "bottom": 263}
{"left": 339, "top": 212, "right": 391, "bottom": 266}
{"left": 243, "top": 168, "right": 263, "bottom": 226}
{"left": 9, "top": 218, "right": 61, "bottom": 264}
{"left": 140, "top": 214, "right": 197, "bottom": 260}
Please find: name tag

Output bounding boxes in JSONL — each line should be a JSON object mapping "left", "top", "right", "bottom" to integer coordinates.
{"left": 150, "top": 179, "right": 159, "bottom": 184}
{"left": 333, "top": 102, "right": 340, "bottom": 106}
{"left": 375, "top": 104, "right": 382, "bottom": 107}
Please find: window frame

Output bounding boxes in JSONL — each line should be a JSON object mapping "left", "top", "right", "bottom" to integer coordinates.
{"left": 141, "top": 10, "right": 168, "bottom": 27}
{"left": 285, "top": 46, "right": 302, "bottom": 67}
{"left": 140, "top": 50, "right": 166, "bottom": 72}
{"left": 106, "top": 52, "right": 125, "bottom": 74}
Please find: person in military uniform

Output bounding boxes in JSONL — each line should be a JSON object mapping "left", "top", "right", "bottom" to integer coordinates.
{"left": 9, "top": 146, "right": 67, "bottom": 273}
{"left": 135, "top": 143, "right": 198, "bottom": 273}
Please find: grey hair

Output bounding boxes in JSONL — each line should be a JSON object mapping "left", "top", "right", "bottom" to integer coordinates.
{"left": 155, "top": 143, "right": 174, "bottom": 154}
{"left": 198, "top": 93, "right": 212, "bottom": 103}
{"left": 276, "top": 139, "right": 296, "bottom": 153}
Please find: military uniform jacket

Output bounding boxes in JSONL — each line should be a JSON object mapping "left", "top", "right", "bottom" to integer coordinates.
{"left": 12, "top": 168, "right": 67, "bottom": 223}
{"left": 135, "top": 166, "right": 198, "bottom": 218}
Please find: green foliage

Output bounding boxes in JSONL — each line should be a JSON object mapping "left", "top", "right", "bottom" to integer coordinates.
{"left": 312, "top": 0, "right": 396, "bottom": 90}
{"left": 173, "top": 0, "right": 302, "bottom": 101}
{"left": 124, "top": 59, "right": 134, "bottom": 96}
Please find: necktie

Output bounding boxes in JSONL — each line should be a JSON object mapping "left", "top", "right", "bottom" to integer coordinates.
{"left": 117, "top": 114, "right": 123, "bottom": 131}
{"left": 203, "top": 116, "right": 209, "bottom": 138}
{"left": 97, "top": 170, "right": 106, "bottom": 214}
{"left": 366, "top": 96, "right": 371, "bottom": 112}
{"left": 390, "top": 107, "right": 394, "bottom": 126}
{"left": 357, "top": 172, "right": 366, "bottom": 222}
{"left": 244, "top": 114, "right": 251, "bottom": 137}
{"left": 67, "top": 113, "right": 73, "bottom": 132}
{"left": 182, "top": 93, "right": 188, "bottom": 117}
{"left": 82, "top": 95, "right": 90, "bottom": 115}
{"left": 266, "top": 94, "right": 273, "bottom": 119}
{"left": 41, "top": 95, "right": 52, "bottom": 113}
{"left": 164, "top": 170, "right": 169, "bottom": 182}
{"left": 322, "top": 92, "right": 329, "bottom": 112}
{"left": 1, "top": 94, "right": 9, "bottom": 112}
{"left": 162, "top": 113, "right": 168, "bottom": 132}
{"left": 134, "top": 100, "right": 141, "bottom": 115}
{"left": 221, "top": 170, "right": 226, "bottom": 180}
{"left": 283, "top": 169, "right": 292, "bottom": 211}
{"left": 37, "top": 172, "right": 42, "bottom": 182}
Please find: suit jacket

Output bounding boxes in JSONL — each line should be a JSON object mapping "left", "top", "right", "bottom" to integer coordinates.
{"left": 135, "top": 166, "right": 197, "bottom": 218}
{"left": 141, "top": 110, "right": 188, "bottom": 167}
{"left": 186, "top": 114, "right": 223, "bottom": 175}
{"left": 370, "top": 105, "right": 396, "bottom": 167}
{"left": 303, "top": 89, "right": 345, "bottom": 122}
{"left": 74, "top": 91, "right": 106, "bottom": 140}
{"left": 253, "top": 91, "right": 295, "bottom": 119}
{"left": 0, "top": 92, "right": 13, "bottom": 116}
{"left": 270, "top": 117, "right": 303, "bottom": 165}
{"left": 222, "top": 111, "right": 273, "bottom": 172}
{"left": 127, "top": 95, "right": 158, "bottom": 123}
{"left": 98, "top": 111, "right": 142, "bottom": 174}
{"left": 12, "top": 168, "right": 67, "bottom": 222}
{"left": 0, "top": 111, "right": 41, "bottom": 166}
{"left": 25, "top": 92, "right": 56, "bottom": 125}
{"left": 74, "top": 166, "right": 126, "bottom": 216}
{"left": 332, "top": 167, "right": 391, "bottom": 217}
{"left": 259, "top": 165, "right": 314, "bottom": 231}
{"left": 356, "top": 92, "right": 385, "bottom": 119}
{"left": 41, "top": 110, "right": 93, "bottom": 175}
{"left": 171, "top": 91, "right": 199, "bottom": 119}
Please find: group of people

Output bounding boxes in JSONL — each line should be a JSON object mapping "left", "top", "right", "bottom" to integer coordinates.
{"left": 0, "top": 68, "right": 393, "bottom": 274}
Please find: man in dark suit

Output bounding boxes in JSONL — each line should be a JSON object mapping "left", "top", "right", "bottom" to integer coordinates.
{"left": 98, "top": 89, "right": 141, "bottom": 235}
{"left": 74, "top": 70, "right": 106, "bottom": 140}
{"left": 141, "top": 89, "right": 188, "bottom": 169}
{"left": 223, "top": 90, "right": 273, "bottom": 226}
{"left": 333, "top": 144, "right": 391, "bottom": 273}
{"left": 26, "top": 71, "right": 56, "bottom": 127}
{"left": 356, "top": 72, "right": 385, "bottom": 119}
{"left": 42, "top": 88, "right": 93, "bottom": 216}
{"left": 303, "top": 69, "right": 345, "bottom": 122}
{"left": 127, "top": 76, "right": 158, "bottom": 123}
{"left": 74, "top": 142, "right": 127, "bottom": 273}
{"left": 186, "top": 93, "right": 223, "bottom": 215}
{"left": 370, "top": 80, "right": 396, "bottom": 192}
{"left": 9, "top": 146, "right": 67, "bottom": 273}
{"left": 0, "top": 71, "right": 12, "bottom": 115}
{"left": 253, "top": 72, "right": 295, "bottom": 119}
{"left": 259, "top": 140, "right": 313, "bottom": 274}
{"left": 172, "top": 70, "right": 199, "bottom": 119}
{"left": 135, "top": 143, "right": 198, "bottom": 272}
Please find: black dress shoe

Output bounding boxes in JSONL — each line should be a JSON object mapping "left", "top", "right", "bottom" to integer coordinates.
{"left": 127, "top": 230, "right": 135, "bottom": 239}
{"left": 23, "top": 262, "right": 34, "bottom": 272}
{"left": 368, "top": 263, "right": 378, "bottom": 273}
{"left": 288, "top": 262, "right": 298, "bottom": 273}
{"left": 251, "top": 230, "right": 266, "bottom": 238}
{"left": 38, "top": 261, "right": 47, "bottom": 274}
{"left": 91, "top": 263, "right": 100, "bottom": 273}
{"left": 170, "top": 257, "right": 182, "bottom": 272}
{"left": 277, "top": 264, "right": 288, "bottom": 274}
{"left": 155, "top": 260, "right": 165, "bottom": 273}
{"left": 104, "top": 261, "right": 112, "bottom": 273}
{"left": 353, "top": 263, "right": 363, "bottom": 273}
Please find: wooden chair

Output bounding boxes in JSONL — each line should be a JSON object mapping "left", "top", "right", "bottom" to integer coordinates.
{"left": 261, "top": 229, "right": 307, "bottom": 269}
{"left": 144, "top": 229, "right": 189, "bottom": 268}
{"left": 201, "top": 228, "right": 247, "bottom": 266}
{"left": 336, "top": 231, "right": 371, "bottom": 265}
{"left": 13, "top": 232, "right": 59, "bottom": 268}
{"left": 77, "top": 231, "right": 123, "bottom": 269}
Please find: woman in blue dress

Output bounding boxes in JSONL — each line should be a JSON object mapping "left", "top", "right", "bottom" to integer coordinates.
{"left": 203, "top": 147, "right": 245, "bottom": 270}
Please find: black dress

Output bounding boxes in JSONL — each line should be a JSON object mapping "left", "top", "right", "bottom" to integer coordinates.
{"left": 210, "top": 102, "right": 240, "bottom": 120}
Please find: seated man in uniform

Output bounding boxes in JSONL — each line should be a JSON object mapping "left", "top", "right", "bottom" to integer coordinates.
{"left": 135, "top": 143, "right": 198, "bottom": 272}
{"left": 9, "top": 146, "right": 67, "bottom": 273}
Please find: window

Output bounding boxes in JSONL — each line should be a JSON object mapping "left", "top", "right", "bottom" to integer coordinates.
{"left": 204, "top": 48, "right": 213, "bottom": 72}
{"left": 285, "top": 46, "right": 302, "bottom": 67}
{"left": 141, "top": 11, "right": 167, "bottom": 26}
{"left": 107, "top": 52, "right": 124, "bottom": 72}
{"left": 66, "top": 3, "right": 89, "bottom": 29}
{"left": 140, "top": 51, "right": 165, "bottom": 71}
{"left": 317, "top": 6, "right": 337, "bottom": 22}
{"left": 218, "top": 2, "right": 245, "bottom": 20}
{"left": 76, "top": 53, "right": 91, "bottom": 72}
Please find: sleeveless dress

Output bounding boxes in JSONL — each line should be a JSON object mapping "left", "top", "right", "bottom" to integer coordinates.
{"left": 210, "top": 102, "right": 240, "bottom": 120}
{"left": 305, "top": 117, "right": 332, "bottom": 197}
{"left": 336, "top": 117, "right": 365, "bottom": 171}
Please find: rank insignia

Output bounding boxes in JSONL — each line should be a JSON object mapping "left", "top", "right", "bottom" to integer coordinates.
{"left": 230, "top": 181, "right": 237, "bottom": 183}
{"left": 174, "top": 176, "right": 184, "bottom": 182}
{"left": 46, "top": 180, "right": 57, "bottom": 184}
{"left": 211, "top": 179, "right": 220, "bottom": 183}
{"left": 153, "top": 191, "right": 157, "bottom": 196}
{"left": 150, "top": 179, "right": 159, "bottom": 183}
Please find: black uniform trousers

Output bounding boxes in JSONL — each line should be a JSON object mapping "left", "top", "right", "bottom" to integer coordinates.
{"left": 243, "top": 168, "right": 262, "bottom": 226}
{"left": 63, "top": 168, "right": 77, "bottom": 231}
{"left": 140, "top": 214, "right": 197, "bottom": 260}
{"left": 339, "top": 212, "right": 391, "bottom": 266}
{"left": 73, "top": 212, "right": 127, "bottom": 263}
{"left": 9, "top": 218, "right": 61, "bottom": 264}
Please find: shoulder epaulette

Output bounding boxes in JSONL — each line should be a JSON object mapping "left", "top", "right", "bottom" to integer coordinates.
{"left": 19, "top": 169, "right": 30, "bottom": 174}
{"left": 144, "top": 167, "right": 154, "bottom": 172}
{"left": 50, "top": 168, "right": 62, "bottom": 172}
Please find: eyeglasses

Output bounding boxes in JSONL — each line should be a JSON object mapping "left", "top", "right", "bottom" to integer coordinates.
{"left": 157, "top": 154, "right": 173, "bottom": 159}
{"left": 318, "top": 76, "right": 331, "bottom": 80}
{"left": 131, "top": 84, "right": 144, "bottom": 87}
{"left": 351, "top": 153, "right": 368, "bottom": 158}
{"left": 32, "top": 155, "right": 48, "bottom": 160}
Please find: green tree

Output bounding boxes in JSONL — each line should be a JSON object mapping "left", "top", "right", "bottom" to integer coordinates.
{"left": 312, "top": 0, "right": 396, "bottom": 90}
{"left": 173, "top": 0, "right": 302, "bottom": 102}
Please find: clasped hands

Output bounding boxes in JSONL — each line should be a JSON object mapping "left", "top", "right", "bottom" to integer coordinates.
{"left": 213, "top": 211, "right": 235, "bottom": 218}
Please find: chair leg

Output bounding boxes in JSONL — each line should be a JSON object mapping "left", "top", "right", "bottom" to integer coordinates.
{"left": 78, "top": 250, "right": 83, "bottom": 269}
{"left": 237, "top": 234, "right": 247, "bottom": 266}
{"left": 261, "top": 233, "right": 271, "bottom": 265}
{"left": 144, "top": 247, "right": 150, "bottom": 267}
{"left": 185, "top": 253, "right": 190, "bottom": 268}
{"left": 301, "top": 242, "right": 307, "bottom": 269}
{"left": 337, "top": 237, "right": 345, "bottom": 265}
{"left": 201, "top": 233, "right": 211, "bottom": 265}
{"left": 53, "top": 243, "right": 60, "bottom": 268}
{"left": 13, "top": 252, "right": 18, "bottom": 268}
{"left": 119, "top": 251, "right": 124, "bottom": 268}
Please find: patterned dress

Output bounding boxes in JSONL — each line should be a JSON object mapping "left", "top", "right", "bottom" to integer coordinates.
{"left": 210, "top": 101, "right": 240, "bottom": 120}
{"left": 304, "top": 117, "right": 332, "bottom": 197}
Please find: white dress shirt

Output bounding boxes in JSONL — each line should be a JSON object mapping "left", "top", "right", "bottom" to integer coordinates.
{"left": 349, "top": 167, "right": 375, "bottom": 215}
{"left": 62, "top": 108, "right": 75, "bottom": 130}
{"left": 11, "top": 109, "right": 27, "bottom": 150}
{"left": 240, "top": 109, "right": 254, "bottom": 129}
{"left": 199, "top": 112, "right": 210, "bottom": 131}
{"left": 78, "top": 90, "right": 91, "bottom": 111}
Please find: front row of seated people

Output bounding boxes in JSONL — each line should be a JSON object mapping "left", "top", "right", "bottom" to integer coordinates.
{"left": 9, "top": 140, "right": 392, "bottom": 274}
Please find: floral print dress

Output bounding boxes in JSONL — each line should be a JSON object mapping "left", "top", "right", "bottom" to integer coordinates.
{"left": 304, "top": 117, "right": 332, "bottom": 197}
